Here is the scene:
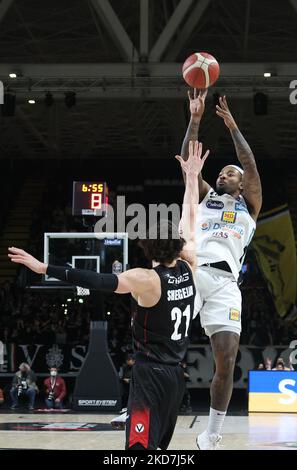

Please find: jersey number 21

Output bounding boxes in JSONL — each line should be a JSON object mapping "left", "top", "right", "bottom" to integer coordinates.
{"left": 171, "top": 305, "right": 191, "bottom": 341}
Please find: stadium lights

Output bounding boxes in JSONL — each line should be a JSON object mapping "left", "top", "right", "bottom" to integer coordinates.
{"left": 264, "top": 69, "right": 277, "bottom": 78}
{"left": 9, "top": 70, "right": 22, "bottom": 78}
{"left": 28, "top": 99, "right": 36, "bottom": 104}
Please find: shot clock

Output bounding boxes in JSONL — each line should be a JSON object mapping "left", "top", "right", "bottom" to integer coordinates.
{"left": 72, "top": 181, "right": 108, "bottom": 216}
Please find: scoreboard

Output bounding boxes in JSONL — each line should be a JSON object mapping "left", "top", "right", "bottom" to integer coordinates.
{"left": 72, "top": 181, "right": 108, "bottom": 216}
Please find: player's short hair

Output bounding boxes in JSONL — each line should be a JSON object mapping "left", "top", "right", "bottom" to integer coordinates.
{"left": 220, "top": 165, "right": 243, "bottom": 181}
{"left": 139, "top": 220, "right": 186, "bottom": 264}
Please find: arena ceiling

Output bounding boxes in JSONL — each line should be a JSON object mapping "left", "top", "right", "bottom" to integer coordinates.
{"left": 0, "top": 0, "right": 296, "bottom": 160}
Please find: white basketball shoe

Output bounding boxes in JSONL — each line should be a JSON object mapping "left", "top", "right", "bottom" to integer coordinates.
{"left": 110, "top": 410, "right": 128, "bottom": 430}
{"left": 196, "top": 430, "right": 222, "bottom": 450}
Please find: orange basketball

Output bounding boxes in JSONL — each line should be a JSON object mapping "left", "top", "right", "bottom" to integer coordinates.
{"left": 182, "top": 52, "right": 220, "bottom": 89}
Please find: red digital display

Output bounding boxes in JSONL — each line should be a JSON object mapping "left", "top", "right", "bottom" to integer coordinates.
{"left": 91, "top": 193, "right": 102, "bottom": 210}
{"left": 72, "top": 181, "right": 107, "bottom": 216}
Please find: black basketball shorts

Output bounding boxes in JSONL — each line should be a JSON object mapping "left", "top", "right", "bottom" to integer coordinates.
{"left": 125, "top": 358, "right": 185, "bottom": 450}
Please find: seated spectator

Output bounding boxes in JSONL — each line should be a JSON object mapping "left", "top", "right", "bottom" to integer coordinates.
{"left": 272, "top": 357, "right": 293, "bottom": 371}
{"left": 119, "top": 354, "right": 135, "bottom": 407}
{"left": 10, "top": 363, "right": 38, "bottom": 410}
{"left": 44, "top": 367, "right": 66, "bottom": 409}
{"left": 0, "top": 387, "right": 4, "bottom": 405}
{"left": 257, "top": 363, "right": 265, "bottom": 370}
{"left": 274, "top": 360, "right": 285, "bottom": 371}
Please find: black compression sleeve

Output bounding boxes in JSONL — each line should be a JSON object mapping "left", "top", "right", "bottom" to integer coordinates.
{"left": 46, "top": 265, "right": 119, "bottom": 292}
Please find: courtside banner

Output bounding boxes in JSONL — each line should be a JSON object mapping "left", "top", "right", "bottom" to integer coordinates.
{"left": 1, "top": 344, "right": 296, "bottom": 388}
{"left": 252, "top": 205, "right": 297, "bottom": 318}
{"left": 248, "top": 370, "right": 297, "bottom": 412}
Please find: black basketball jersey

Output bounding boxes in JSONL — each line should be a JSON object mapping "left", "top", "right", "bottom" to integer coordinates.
{"left": 132, "top": 260, "right": 196, "bottom": 365}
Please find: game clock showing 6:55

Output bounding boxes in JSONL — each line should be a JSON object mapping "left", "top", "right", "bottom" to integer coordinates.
{"left": 72, "top": 181, "right": 108, "bottom": 216}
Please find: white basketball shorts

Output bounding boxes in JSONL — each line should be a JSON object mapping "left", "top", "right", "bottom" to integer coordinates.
{"left": 194, "top": 266, "right": 242, "bottom": 337}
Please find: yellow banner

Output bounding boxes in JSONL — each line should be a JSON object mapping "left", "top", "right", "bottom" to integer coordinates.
{"left": 252, "top": 205, "right": 296, "bottom": 317}
{"left": 249, "top": 393, "right": 297, "bottom": 413}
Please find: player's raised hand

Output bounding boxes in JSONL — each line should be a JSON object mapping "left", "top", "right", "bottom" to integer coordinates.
{"left": 216, "top": 95, "right": 237, "bottom": 130}
{"left": 8, "top": 247, "right": 47, "bottom": 274}
{"left": 176, "top": 140, "right": 209, "bottom": 176}
{"left": 188, "top": 88, "right": 208, "bottom": 119}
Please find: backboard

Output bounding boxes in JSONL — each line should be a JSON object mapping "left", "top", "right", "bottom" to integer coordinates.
{"left": 43, "top": 232, "right": 128, "bottom": 285}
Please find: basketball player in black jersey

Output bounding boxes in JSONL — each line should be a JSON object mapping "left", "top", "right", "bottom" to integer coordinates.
{"left": 8, "top": 140, "right": 209, "bottom": 450}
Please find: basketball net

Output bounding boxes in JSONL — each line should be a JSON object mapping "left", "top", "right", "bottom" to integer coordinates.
{"left": 76, "top": 286, "right": 90, "bottom": 296}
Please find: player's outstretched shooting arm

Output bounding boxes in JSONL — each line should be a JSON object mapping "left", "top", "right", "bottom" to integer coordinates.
{"left": 176, "top": 140, "right": 210, "bottom": 269}
{"left": 216, "top": 95, "right": 262, "bottom": 220}
{"left": 180, "top": 89, "right": 211, "bottom": 201}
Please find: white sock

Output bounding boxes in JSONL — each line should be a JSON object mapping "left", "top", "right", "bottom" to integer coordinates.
{"left": 206, "top": 407, "right": 226, "bottom": 436}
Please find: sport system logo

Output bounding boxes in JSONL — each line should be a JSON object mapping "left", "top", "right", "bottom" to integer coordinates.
{"left": 0, "top": 81, "right": 3, "bottom": 104}
{"left": 78, "top": 399, "right": 118, "bottom": 406}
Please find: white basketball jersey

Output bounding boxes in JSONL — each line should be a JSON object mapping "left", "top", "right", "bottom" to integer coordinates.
{"left": 196, "top": 188, "right": 256, "bottom": 280}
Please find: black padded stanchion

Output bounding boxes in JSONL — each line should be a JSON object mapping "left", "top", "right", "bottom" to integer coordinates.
{"left": 72, "top": 320, "right": 122, "bottom": 412}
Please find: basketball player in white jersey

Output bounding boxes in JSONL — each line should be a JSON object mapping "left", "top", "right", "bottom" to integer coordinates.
{"left": 180, "top": 89, "right": 262, "bottom": 450}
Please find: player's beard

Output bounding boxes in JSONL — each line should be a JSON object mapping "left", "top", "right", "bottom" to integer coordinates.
{"left": 216, "top": 185, "right": 226, "bottom": 196}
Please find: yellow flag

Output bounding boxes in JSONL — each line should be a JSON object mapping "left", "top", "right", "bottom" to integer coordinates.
{"left": 252, "top": 205, "right": 297, "bottom": 317}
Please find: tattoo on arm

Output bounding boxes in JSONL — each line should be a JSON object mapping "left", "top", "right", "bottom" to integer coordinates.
{"left": 180, "top": 118, "right": 210, "bottom": 200}
{"left": 181, "top": 118, "right": 200, "bottom": 161}
{"left": 230, "top": 128, "right": 262, "bottom": 218}
{"left": 230, "top": 127, "right": 255, "bottom": 167}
